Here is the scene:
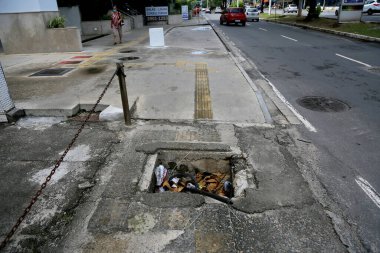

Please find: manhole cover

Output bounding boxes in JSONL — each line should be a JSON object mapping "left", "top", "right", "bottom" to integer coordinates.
{"left": 191, "top": 51, "right": 208, "bottom": 55}
{"left": 367, "top": 67, "right": 380, "bottom": 74}
{"left": 297, "top": 96, "right": 350, "bottom": 112}
{"left": 119, "top": 49, "right": 137, "bottom": 53}
{"left": 30, "top": 68, "right": 74, "bottom": 77}
{"left": 192, "top": 27, "right": 212, "bottom": 31}
{"left": 119, "top": 56, "right": 140, "bottom": 61}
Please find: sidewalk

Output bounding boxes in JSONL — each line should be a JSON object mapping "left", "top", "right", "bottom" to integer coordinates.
{"left": 0, "top": 17, "right": 358, "bottom": 252}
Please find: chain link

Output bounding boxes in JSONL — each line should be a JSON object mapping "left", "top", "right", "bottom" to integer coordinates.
{"left": 0, "top": 69, "right": 118, "bottom": 250}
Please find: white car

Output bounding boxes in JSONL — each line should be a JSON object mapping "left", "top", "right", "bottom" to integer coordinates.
{"left": 215, "top": 7, "right": 222, "bottom": 13}
{"left": 246, "top": 7, "right": 260, "bottom": 21}
{"left": 284, "top": 4, "right": 298, "bottom": 13}
{"left": 363, "top": 0, "right": 380, "bottom": 15}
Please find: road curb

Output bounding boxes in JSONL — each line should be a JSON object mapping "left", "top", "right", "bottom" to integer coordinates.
{"left": 263, "top": 19, "right": 380, "bottom": 43}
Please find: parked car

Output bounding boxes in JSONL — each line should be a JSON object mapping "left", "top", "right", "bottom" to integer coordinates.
{"left": 205, "top": 8, "right": 211, "bottom": 13}
{"left": 215, "top": 7, "right": 222, "bottom": 13}
{"left": 220, "top": 7, "right": 247, "bottom": 26}
{"left": 284, "top": 4, "right": 298, "bottom": 13}
{"left": 363, "top": 0, "right": 380, "bottom": 15}
{"left": 246, "top": 7, "right": 260, "bottom": 21}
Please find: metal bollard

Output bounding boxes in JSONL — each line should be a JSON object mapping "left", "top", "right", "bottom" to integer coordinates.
{"left": 116, "top": 63, "right": 131, "bottom": 125}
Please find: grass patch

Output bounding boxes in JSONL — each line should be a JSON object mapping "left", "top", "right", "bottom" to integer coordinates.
{"left": 260, "top": 14, "right": 380, "bottom": 38}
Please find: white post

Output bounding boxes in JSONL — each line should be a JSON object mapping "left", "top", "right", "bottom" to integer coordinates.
{"left": 269, "top": 0, "right": 272, "bottom": 14}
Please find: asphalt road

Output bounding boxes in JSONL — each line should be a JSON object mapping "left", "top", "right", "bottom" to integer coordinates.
{"left": 207, "top": 13, "right": 380, "bottom": 251}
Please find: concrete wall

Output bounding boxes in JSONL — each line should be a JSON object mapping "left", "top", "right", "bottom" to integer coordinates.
{"left": 59, "top": 6, "right": 81, "bottom": 33}
{"left": 0, "top": 0, "right": 58, "bottom": 13}
{"left": 0, "top": 12, "right": 82, "bottom": 54}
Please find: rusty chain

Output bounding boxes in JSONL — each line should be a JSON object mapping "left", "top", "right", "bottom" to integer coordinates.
{"left": 0, "top": 68, "right": 119, "bottom": 250}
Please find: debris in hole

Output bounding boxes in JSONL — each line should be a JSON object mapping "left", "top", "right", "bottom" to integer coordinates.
{"left": 155, "top": 165, "right": 232, "bottom": 197}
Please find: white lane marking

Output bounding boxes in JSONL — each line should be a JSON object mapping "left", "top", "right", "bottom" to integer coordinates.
{"left": 281, "top": 35, "right": 298, "bottom": 42}
{"left": 259, "top": 28, "right": 268, "bottom": 31}
{"left": 336, "top": 53, "right": 372, "bottom": 68}
{"left": 355, "top": 176, "right": 380, "bottom": 209}
{"left": 265, "top": 78, "right": 317, "bottom": 132}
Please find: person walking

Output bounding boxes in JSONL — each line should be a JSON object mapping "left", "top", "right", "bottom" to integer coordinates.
{"left": 111, "top": 5, "right": 123, "bottom": 45}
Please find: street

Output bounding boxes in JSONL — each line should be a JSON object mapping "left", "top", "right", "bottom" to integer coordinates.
{"left": 207, "top": 13, "right": 380, "bottom": 251}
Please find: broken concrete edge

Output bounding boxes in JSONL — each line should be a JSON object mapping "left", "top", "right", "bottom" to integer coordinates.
{"left": 13, "top": 97, "right": 139, "bottom": 120}
{"left": 264, "top": 19, "right": 380, "bottom": 44}
{"left": 135, "top": 141, "right": 232, "bottom": 155}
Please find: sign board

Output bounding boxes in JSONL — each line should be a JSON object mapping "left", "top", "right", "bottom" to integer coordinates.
{"left": 182, "top": 5, "right": 189, "bottom": 20}
{"left": 146, "top": 6, "right": 169, "bottom": 23}
{"left": 338, "top": 0, "right": 364, "bottom": 22}
{"left": 145, "top": 6, "right": 168, "bottom": 16}
{"left": 149, "top": 28, "right": 165, "bottom": 47}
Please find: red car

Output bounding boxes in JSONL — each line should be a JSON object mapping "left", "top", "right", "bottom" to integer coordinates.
{"left": 220, "top": 7, "right": 246, "bottom": 26}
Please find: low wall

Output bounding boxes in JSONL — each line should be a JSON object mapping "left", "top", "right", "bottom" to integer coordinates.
{"left": 0, "top": 11, "right": 82, "bottom": 54}
{"left": 81, "top": 18, "right": 134, "bottom": 36}
{"left": 168, "top": 14, "right": 185, "bottom": 25}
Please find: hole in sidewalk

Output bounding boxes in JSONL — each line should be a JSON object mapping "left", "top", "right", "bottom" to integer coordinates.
{"left": 146, "top": 151, "right": 248, "bottom": 202}
{"left": 69, "top": 110, "right": 100, "bottom": 122}
{"left": 297, "top": 96, "right": 350, "bottom": 112}
{"left": 118, "top": 56, "right": 140, "bottom": 61}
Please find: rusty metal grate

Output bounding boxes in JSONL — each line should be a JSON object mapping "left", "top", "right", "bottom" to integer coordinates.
{"left": 30, "top": 68, "right": 74, "bottom": 77}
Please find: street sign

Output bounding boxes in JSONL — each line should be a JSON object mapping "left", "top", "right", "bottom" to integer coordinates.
{"left": 182, "top": 5, "right": 189, "bottom": 20}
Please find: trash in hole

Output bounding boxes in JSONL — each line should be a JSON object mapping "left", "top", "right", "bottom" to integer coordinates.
{"left": 152, "top": 156, "right": 234, "bottom": 202}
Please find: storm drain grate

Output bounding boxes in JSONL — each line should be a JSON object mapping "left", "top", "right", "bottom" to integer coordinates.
{"left": 297, "top": 96, "right": 350, "bottom": 112}
{"left": 119, "top": 56, "right": 140, "bottom": 61}
{"left": 119, "top": 49, "right": 137, "bottom": 53}
{"left": 30, "top": 68, "right": 74, "bottom": 77}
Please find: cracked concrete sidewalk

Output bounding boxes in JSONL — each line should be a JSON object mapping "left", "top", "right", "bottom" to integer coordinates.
{"left": 0, "top": 16, "right": 362, "bottom": 252}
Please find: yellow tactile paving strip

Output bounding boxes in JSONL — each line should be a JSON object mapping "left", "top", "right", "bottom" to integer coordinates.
{"left": 195, "top": 63, "right": 213, "bottom": 120}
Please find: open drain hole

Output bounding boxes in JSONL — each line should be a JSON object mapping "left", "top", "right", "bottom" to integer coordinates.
{"left": 119, "top": 56, "right": 140, "bottom": 61}
{"left": 297, "top": 96, "right": 350, "bottom": 112}
{"left": 145, "top": 151, "right": 249, "bottom": 202}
